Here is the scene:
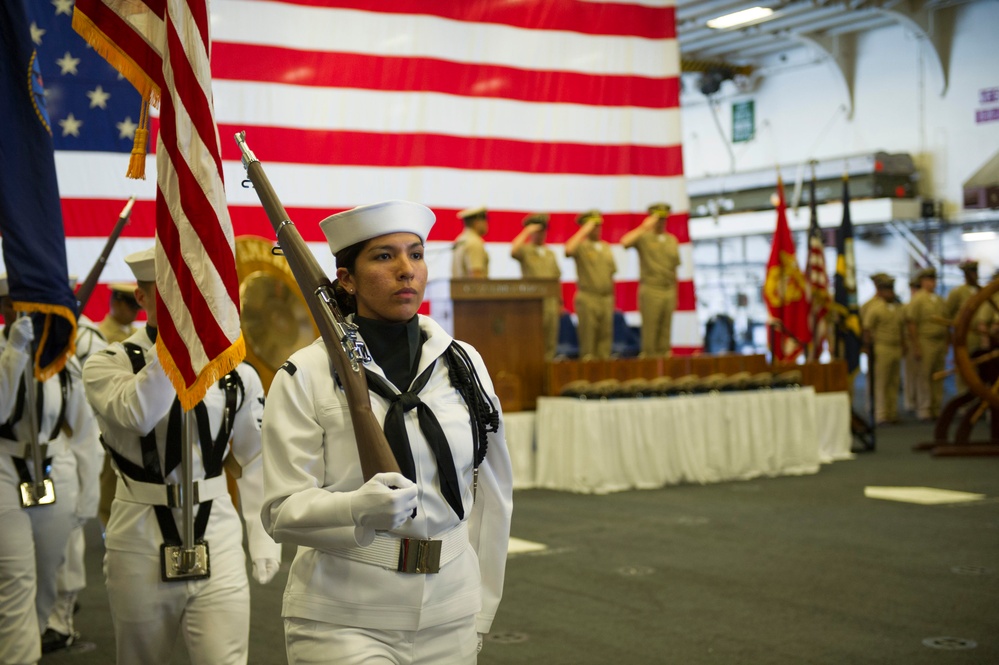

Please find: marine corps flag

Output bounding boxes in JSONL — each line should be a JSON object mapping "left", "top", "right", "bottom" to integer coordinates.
{"left": 0, "top": 0, "right": 78, "bottom": 380}
{"left": 73, "top": 0, "right": 244, "bottom": 409}
{"left": 764, "top": 176, "right": 811, "bottom": 361}
{"left": 833, "top": 175, "right": 862, "bottom": 375}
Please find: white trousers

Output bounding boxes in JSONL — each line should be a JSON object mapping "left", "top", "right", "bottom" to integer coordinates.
{"left": 0, "top": 497, "right": 75, "bottom": 665}
{"left": 46, "top": 523, "right": 87, "bottom": 636}
{"left": 104, "top": 543, "right": 250, "bottom": 665}
{"left": 285, "top": 614, "right": 478, "bottom": 665}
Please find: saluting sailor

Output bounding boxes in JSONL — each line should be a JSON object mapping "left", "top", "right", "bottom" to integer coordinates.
{"left": 565, "top": 209, "right": 617, "bottom": 360}
{"left": 510, "top": 213, "right": 563, "bottom": 361}
{"left": 82, "top": 247, "right": 280, "bottom": 665}
{"left": 261, "top": 200, "right": 513, "bottom": 664}
{"left": 0, "top": 274, "right": 101, "bottom": 665}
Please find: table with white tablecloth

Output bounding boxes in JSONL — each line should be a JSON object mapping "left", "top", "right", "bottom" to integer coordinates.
{"left": 501, "top": 388, "right": 853, "bottom": 493}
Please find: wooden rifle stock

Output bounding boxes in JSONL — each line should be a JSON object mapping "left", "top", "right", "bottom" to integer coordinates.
{"left": 233, "top": 131, "right": 400, "bottom": 480}
{"left": 76, "top": 196, "right": 136, "bottom": 311}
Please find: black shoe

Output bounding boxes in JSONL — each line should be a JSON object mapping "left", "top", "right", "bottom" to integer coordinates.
{"left": 41, "top": 628, "right": 79, "bottom": 654}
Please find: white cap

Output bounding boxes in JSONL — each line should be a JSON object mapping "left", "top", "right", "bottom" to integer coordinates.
{"left": 0, "top": 273, "right": 7, "bottom": 298}
{"left": 319, "top": 200, "right": 435, "bottom": 255}
{"left": 125, "top": 246, "right": 156, "bottom": 282}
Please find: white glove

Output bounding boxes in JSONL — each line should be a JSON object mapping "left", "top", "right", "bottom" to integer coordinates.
{"left": 349, "top": 472, "right": 418, "bottom": 531}
{"left": 8, "top": 317, "right": 34, "bottom": 352}
{"left": 252, "top": 558, "right": 281, "bottom": 585}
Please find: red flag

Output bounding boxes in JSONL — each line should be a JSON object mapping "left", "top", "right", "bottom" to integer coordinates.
{"left": 74, "top": 0, "right": 244, "bottom": 410}
{"left": 764, "top": 177, "right": 811, "bottom": 362}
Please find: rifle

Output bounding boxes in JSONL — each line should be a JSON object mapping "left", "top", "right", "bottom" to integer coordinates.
{"left": 233, "top": 131, "right": 401, "bottom": 480}
{"left": 76, "top": 196, "right": 136, "bottom": 311}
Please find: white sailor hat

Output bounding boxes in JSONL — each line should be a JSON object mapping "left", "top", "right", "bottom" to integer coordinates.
{"left": 320, "top": 200, "right": 436, "bottom": 255}
{"left": 0, "top": 273, "right": 7, "bottom": 298}
{"left": 125, "top": 246, "right": 156, "bottom": 282}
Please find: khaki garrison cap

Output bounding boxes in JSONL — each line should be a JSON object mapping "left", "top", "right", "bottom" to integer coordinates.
{"left": 958, "top": 259, "right": 979, "bottom": 272}
{"left": 456, "top": 206, "right": 488, "bottom": 222}
{"left": 576, "top": 209, "right": 603, "bottom": 226}
{"left": 871, "top": 273, "right": 895, "bottom": 288}
{"left": 647, "top": 202, "right": 672, "bottom": 217}
{"left": 522, "top": 213, "right": 550, "bottom": 229}
{"left": 917, "top": 267, "right": 938, "bottom": 280}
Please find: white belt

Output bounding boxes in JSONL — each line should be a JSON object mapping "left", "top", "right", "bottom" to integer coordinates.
{"left": 116, "top": 475, "right": 230, "bottom": 507}
{"left": 328, "top": 522, "right": 468, "bottom": 574}
{"left": 0, "top": 437, "right": 68, "bottom": 459}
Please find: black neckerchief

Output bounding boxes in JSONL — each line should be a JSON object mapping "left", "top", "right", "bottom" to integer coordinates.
{"left": 145, "top": 325, "right": 157, "bottom": 343}
{"left": 354, "top": 315, "right": 421, "bottom": 391}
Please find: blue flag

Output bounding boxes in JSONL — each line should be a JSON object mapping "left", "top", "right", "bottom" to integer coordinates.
{"left": 0, "top": 0, "right": 78, "bottom": 380}
{"left": 833, "top": 175, "right": 862, "bottom": 375}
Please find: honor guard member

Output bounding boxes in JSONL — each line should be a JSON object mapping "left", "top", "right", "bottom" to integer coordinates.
{"left": 98, "top": 283, "right": 141, "bottom": 344}
{"left": 945, "top": 260, "right": 981, "bottom": 394}
{"left": 261, "top": 200, "right": 513, "bottom": 664}
{"left": 901, "top": 274, "right": 921, "bottom": 415}
{"left": 96, "top": 285, "right": 138, "bottom": 526}
{"left": 620, "top": 203, "right": 681, "bottom": 357}
{"left": 451, "top": 206, "right": 489, "bottom": 278}
{"left": 83, "top": 247, "right": 281, "bottom": 665}
{"left": 861, "top": 274, "right": 906, "bottom": 425}
{"left": 906, "top": 267, "right": 948, "bottom": 420}
{"left": 510, "top": 213, "right": 563, "bottom": 361}
{"left": 0, "top": 275, "right": 101, "bottom": 665}
{"left": 565, "top": 210, "right": 617, "bottom": 359}
{"left": 42, "top": 280, "right": 109, "bottom": 653}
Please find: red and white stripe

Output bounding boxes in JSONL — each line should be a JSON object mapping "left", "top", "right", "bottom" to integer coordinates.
{"left": 64, "top": 0, "right": 700, "bottom": 355}
{"left": 75, "top": 0, "right": 243, "bottom": 409}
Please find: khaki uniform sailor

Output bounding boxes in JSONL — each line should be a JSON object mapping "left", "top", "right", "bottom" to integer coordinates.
{"left": 451, "top": 206, "right": 489, "bottom": 278}
{"left": 511, "top": 213, "right": 562, "bottom": 360}
{"left": 97, "top": 283, "right": 140, "bottom": 344}
{"left": 83, "top": 247, "right": 280, "bottom": 665}
{"left": 906, "top": 267, "right": 948, "bottom": 419}
{"left": 0, "top": 276, "right": 100, "bottom": 665}
{"left": 566, "top": 210, "right": 616, "bottom": 359}
{"left": 621, "top": 203, "right": 680, "bottom": 357}
{"left": 945, "top": 260, "right": 980, "bottom": 394}
{"left": 900, "top": 275, "right": 920, "bottom": 414}
{"left": 861, "top": 274, "right": 905, "bottom": 424}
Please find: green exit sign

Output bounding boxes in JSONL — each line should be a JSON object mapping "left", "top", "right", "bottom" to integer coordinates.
{"left": 732, "top": 100, "right": 755, "bottom": 143}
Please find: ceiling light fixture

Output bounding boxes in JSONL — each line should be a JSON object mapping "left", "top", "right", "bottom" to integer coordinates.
{"left": 961, "top": 231, "right": 997, "bottom": 242}
{"left": 707, "top": 7, "right": 774, "bottom": 30}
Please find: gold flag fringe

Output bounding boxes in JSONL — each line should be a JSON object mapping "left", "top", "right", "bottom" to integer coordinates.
{"left": 158, "top": 334, "right": 247, "bottom": 412}
{"left": 73, "top": 9, "right": 160, "bottom": 180}
{"left": 12, "top": 302, "right": 78, "bottom": 382}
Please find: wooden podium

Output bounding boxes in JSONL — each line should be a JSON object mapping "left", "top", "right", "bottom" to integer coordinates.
{"left": 426, "top": 278, "right": 560, "bottom": 412}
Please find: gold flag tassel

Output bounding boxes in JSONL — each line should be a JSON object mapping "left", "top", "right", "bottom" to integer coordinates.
{"left": 127, "top": 98, "right": 150, "bottom": 180}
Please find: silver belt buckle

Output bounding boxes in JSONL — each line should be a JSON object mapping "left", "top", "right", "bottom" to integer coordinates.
{"left": 164, "top": 482, "right": 201, "bottom": 508}
{"left": 397, "top": 538, "right": 442, "bottom": 574}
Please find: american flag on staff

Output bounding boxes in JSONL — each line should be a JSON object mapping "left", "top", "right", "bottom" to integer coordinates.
{"left": 72, "top": 0, "right": 244, "bottom": 410}
{"left": 804, "top": 164, "right": 830, "bottom": 361}
{"left": 20, "top": 0, "right": 699, "bottom": 355}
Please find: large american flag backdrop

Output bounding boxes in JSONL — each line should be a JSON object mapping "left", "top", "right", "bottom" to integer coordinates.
{"left": 12, "top": 0, "right": 701, "bottom": 355}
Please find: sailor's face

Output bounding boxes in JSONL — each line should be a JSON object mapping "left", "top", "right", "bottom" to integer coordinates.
{"left": 339, "top": 233, "right": 427, "bottom": 324}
